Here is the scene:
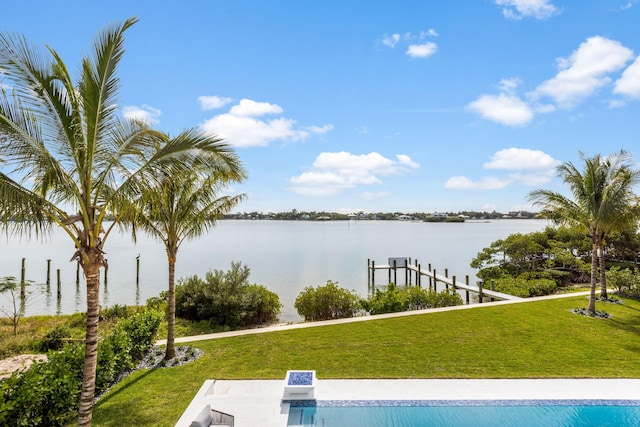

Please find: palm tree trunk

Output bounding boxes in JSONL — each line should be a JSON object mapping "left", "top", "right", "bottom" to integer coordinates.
{"left": 588, "top": 242, "right": 598, "bottom": 315}
{"left": 165, "top": 251, "right": 177, "bottom": 360}
{"left": 599, "top": 242, "right": 608, "bottom": 300}
{"left": 78, "top": 262, "right": 101, "bottom": 427}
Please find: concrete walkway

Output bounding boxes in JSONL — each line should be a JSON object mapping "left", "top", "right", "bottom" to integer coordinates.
{"left": 157, "top": 290, "right": 593, "bottom": 345}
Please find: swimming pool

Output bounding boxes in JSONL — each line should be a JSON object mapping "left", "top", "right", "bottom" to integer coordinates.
{"left": 286, "top": 400, "right": 640, "bottom": 427}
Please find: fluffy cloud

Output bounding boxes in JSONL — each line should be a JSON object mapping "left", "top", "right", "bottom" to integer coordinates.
{"left": 198, "top": 95, "right": 234, "bottom": 110}
{"left": 483, "top": 148, "right": 560, "bottom": 170}
{"left": 467, "top": 93, "right": 533, "bottom": 126}
{"left": 380, "top": 30, "right": 438, "bottom": 59}
{"left": 406, "top": 42, "right": 438, "bottom": 58}
{"left": 122, "top": 105, "right": 161, "bottom": 125}
{"left": 533, "top": 36, "right": 633, "bottom": 108}
{"left": 289, "top": 152, "right": 419, "bottom": 196}
{"left": 445, "top": 148, "right": 558, "bottom": 191}
{"left": 614, "top": 56, "right": 640, "bottom": 98}
{"left": 470, "top": 36, "right": 636, "bottom": 126}
{"left": 495, "top": 0, "right": 559, "bottom": 20}
{"left": 200, "top": 98, "right": 332, "bottom": 147}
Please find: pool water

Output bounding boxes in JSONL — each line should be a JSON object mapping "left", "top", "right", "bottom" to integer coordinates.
{"left": 286, "top": 400, "right": 640, "bottom": 427}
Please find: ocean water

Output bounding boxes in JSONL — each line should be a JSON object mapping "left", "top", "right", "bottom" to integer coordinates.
{"left": 0, "top": 219, "right": 549, "bottom": 321}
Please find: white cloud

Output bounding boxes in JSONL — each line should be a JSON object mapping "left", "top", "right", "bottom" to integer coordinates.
{"left": 396, "top": 154, "right": 420, "bottom": 168}
{"left": 444, "top": 176, "right": 511, "bottom": 191}
{"left": 614, "top": 56, "right": 640, "bottom": 98}
{"left": 122, "top": 104, "right": 161, "bottom": 125}
{"left": 533, "top": 36, "right": 634, "bottom": 108}
{"left": 498, "top": 78, "right": 521, "bottom": 94}
{"left": 382, "top": 33, "right": 401, "bottom": 48}
{"left": 467, "top": 93, "right": 533, "bottom": 126}
{"left": 495, "top": 0, "right": 559, "bottom": 20}
{"left": 483, "top": 148, "right": 560, "bottom": 170}
{"left": 381, "top": 30, "right": 439, "bottom": 59}
{"left": 445, "top": 148, "right": 558, "bottom": 191}
{"left": 198, "top": 95, "right": 234, "bottom": 110}
{"left": 229, "top": 98, "right": 283, "bottom": 117}
{"left": 289, "top": 151, "right": 419, "bottom": 196}
{"left": 406, "top": 42, "right": 438, "bottom": 58}
{"left": 200, "top": 98, "right": 332, "bottom": 147}
{"left": 305, "top": 124, "right": 334, "bottom": 134}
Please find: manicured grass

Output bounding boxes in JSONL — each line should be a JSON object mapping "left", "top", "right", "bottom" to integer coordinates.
{"left": 92, "top": 296, "right": 640, "bottom": 426}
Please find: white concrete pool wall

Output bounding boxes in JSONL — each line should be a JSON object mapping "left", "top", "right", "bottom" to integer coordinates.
{"left": 174, "top": 378, "right": 640, "bottom": 426}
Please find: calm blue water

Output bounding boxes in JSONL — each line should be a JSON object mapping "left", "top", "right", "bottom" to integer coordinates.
{"left": 287, "top": 401, "right": 640, "bottom": 427}
{"left": 0, "top": 219, "right": 549, "bottom": 320}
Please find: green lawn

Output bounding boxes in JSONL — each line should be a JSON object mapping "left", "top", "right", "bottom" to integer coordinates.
{"left": 92, "top": 296, "right": 640, "bottom": 426}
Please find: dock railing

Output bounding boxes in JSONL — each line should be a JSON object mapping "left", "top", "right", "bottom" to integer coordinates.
{"left": 367, "top": 257, "right": 520, "bottom": 303}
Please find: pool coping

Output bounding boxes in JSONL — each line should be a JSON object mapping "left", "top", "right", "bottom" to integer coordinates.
{"left": 174, "top": 378, "right": 640, "bottom": 426}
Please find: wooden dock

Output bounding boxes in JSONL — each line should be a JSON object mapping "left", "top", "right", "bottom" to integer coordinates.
{"left": 367, "top": 257, "right": 520, "bottom": 304}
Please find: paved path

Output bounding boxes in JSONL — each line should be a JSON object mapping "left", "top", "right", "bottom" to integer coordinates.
{"left": 158, "top": 291, "right": 593, "bottom": 345}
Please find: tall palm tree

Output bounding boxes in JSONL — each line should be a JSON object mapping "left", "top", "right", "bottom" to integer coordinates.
{"left": 529, "top": 150, "right": 640, "bottom": 315}
{"left": 0, "top": 18, "right": 233, "bottom": 426}
{"left": 127, "top": 129, "right": 246, "bottom": 360}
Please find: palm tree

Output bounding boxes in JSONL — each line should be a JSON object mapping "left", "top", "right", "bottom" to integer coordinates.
{"left": 127, "top": 129, "right": 246, "bottom": 360}
{"left": 529, "top": 150, "right": 640, "bottom": 315}
{"left": 0, "top": 18, "right": 233, "bottom": 426}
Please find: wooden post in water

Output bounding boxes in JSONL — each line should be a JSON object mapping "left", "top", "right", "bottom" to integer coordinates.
{"left": 76, "top": 261, "right": 80, "bottom": 285}
{"left": 465, "top": 275, "right": 470, "bottom": 304}
{"left": 21, "top": 258, "right": 26, "bottom": 285}
{"left": 104, "top": 259, "right": 108, "bottom": 285}
{"left": 428, "top": 263, "right": 432, "bottom": 288}
{"left": 367, "top": 259, "right": 371, "bottom": 288}
{"left": 452, "top": 275, "right": 456, "bottom": 292}
{"left": 432, "top": 268, "right": 437, "bottom": 292}
{"left": 136, "top": 254, "right": 140, "bottom": 285}
{"left": 444, "top": 268, "right": 449, "bottom": 290}
{"left": 46, "top": 259, "right": 51, "bottom": 285}
{"left": 417, "top": 262, "right": 422, "bottom": 287}
{"left": 56, "top": 269, "right": 61, "bottom": 298}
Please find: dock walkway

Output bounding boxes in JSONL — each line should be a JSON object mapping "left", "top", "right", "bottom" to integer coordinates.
{"left": 368, "top": 257, "right": 521, "bottom": 302}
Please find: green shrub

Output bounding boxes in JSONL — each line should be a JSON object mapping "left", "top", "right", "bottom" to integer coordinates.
{"left": 518, "top": 270, "right": 571, "bottom": 287}
{"left": 174, "top": 262, "right": 281, "bottom": 328}
{"left": 0, "top": 309, "right": 162, "bottom": 426}
{"left": 607, "top": 267, "right": 640, "bottom": 296}
{"left": 0, "top": 344, "right": 84, "bottom": 427}
{"left": 490, "top": 277, "right": 557, "bottom": 298}
{"left": 294, "top": 280, "right": 362, "bottom": 321}
{"left": 38, "top": 325, "right": 72, "bottom": 352}
{"left": 361, "top": 283, "right": 463, "bottom": 315}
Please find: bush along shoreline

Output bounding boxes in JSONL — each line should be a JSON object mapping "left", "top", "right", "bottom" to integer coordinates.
{"left": 294, "top": 281, "right": 463, "bottom": 321}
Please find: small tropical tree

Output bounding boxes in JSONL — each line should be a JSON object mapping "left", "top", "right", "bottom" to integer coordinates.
{"left": 128, "top": 130, "right": 246, "bottom": 360}
{"left": 0, "top": 18, "right": 233, "bottom": 425}
{"left": 529, "top": 150, "right": 640, "bottom": 314}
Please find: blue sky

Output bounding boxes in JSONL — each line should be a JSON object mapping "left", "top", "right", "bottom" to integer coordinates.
{"left": 2, "top": 1, "right": 640, "bottom": 214}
